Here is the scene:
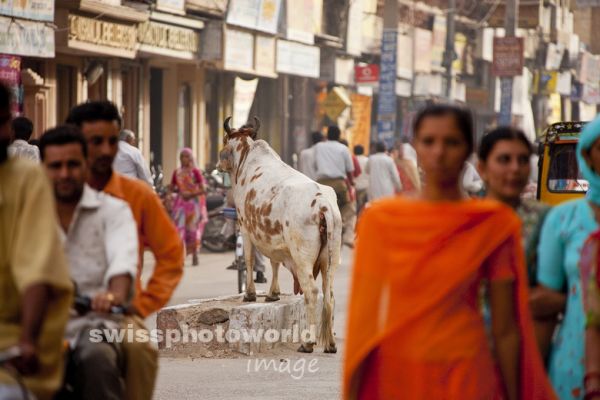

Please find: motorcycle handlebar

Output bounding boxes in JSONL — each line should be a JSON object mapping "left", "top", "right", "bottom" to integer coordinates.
{"left": 73, "top": 295, "right": 127, "bottom": 316}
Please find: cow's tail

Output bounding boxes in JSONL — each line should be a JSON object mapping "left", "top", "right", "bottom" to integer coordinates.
{"left": 317, "top": 202, "right": 339, "bottom": 348}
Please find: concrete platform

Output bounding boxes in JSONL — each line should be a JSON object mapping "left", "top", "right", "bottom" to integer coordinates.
{"left": 156, "top": 292, "right": 323, "bottom": 357}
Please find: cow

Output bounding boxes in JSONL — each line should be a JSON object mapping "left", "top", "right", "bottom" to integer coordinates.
{"left": 217, "top": 117, "right": 342, "bottom": 354}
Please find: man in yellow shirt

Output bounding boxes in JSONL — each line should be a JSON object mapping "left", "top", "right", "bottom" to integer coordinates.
{"left": 0, "top": 87, "right": 73, "bottom": 399}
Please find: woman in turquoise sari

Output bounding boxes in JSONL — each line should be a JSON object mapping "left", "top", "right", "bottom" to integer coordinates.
{"left": 536, "top": 115, "right": 600, "bottom": 399}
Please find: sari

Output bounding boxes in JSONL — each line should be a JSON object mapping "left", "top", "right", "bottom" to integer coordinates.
{"left": 170, "top": 150, "right": 208, "bottom": 252}
{"left": 344, "top": 197, "right": 556, "bottom": 399}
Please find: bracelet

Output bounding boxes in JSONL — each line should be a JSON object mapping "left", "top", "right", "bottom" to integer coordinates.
{"left": 585, "top": 372, "right": 600, "bottom": 387}
{"left": 585, "top": 389, "right": 600, "bottom": 400}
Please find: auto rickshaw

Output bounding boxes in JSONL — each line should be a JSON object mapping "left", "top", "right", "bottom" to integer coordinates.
{"left": 537, "top": 121, "right": 589, "bottom": 205}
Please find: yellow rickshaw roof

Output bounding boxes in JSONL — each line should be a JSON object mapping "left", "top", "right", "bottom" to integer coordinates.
{"left": 542, "top": 121, "right": 586, "bottom": 144}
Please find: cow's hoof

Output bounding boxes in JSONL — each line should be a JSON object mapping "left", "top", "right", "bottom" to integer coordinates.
{"left": 243, "top": 293, "right": 257, "bottom": 302}
{"left": 265, "top": 294, "right": 280, "bottom": 302}
{"left": 324, "top": 345, "right": 337, "bottom": 354}
{"left": 297, "top": 343, "right": 314, "bottom": 353}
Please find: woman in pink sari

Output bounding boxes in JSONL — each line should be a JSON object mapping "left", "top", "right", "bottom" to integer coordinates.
{"left": 170, "top": 148, "right": 207, "bottom": 266}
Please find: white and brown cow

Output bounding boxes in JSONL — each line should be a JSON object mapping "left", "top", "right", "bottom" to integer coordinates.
{"left": 217, "top": 117, "right": 342, "bottom": 353}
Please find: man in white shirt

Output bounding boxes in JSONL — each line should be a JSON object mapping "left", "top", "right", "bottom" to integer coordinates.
{"left": 113, "top": 129, "right": 152, "bottom": 185}
{"left": 8, "top": 116, "right": 39, "bottom": 162}
{"left": 353, "top": 144, "right": 369, "bottom": 213}
{"left": 313, "top": 126, "right": 355, "bottom": 246}
{"left": 298, "top": 131, "right": 323, "bottom": 180}
{"left": 40, "top": 125, "right": 140, "bottom": 400}
{"left": 367, "top": 141, "right": 402, "bottom": 201}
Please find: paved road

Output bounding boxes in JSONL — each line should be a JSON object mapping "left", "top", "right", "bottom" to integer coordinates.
{"left": 142, "top": 246, "right": 354, "bottom": 399}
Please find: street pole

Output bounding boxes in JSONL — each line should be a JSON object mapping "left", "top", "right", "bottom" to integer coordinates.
{"left": 498, "top": 0, "right": 519, "bottom": 126}
{"left": 444, "top": 0, "right": 456, "bottom": 100}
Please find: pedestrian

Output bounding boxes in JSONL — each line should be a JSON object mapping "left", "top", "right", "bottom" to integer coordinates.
{"left": 113, "top": 128, "right": 153, "bottom": 185}
{"left": 66, "top": 101, "right": 184, "bottom": 400}
{"left": 353, "top": 144, "right": 369, "bottom": 214}
{"left": 391, "top": 140, "right": 420, "bottom": 195}
{"left": 344, "top": 104, "right": 555, "bottom": 400}
{"left": 580, "top": 230, "right": 600, "bottom": 400}
{"left": 313, "top": 125, "right": 355, "bottom": 247}
{"left": 535, "top": 114, "right": 600, "bottom": 400}
{"left": 8, "top": 116, "right": 40, "bottom": 162}
{"left": 39, "top": 125, "right": 140, "bottom": 400}
{"left": 366, "top": 141, "right": 401, "bottom": 201}
{"left": 478, "top": 126, "right": 562, "bottom": 359}
{"left": 170, "top": 148, "right": 208, "bottom": 266}
{"left": 298, "top": 131, "right": 323, "bottom": 180}
{"left": 0, "top": 83, "right": 73, "bottom": 400}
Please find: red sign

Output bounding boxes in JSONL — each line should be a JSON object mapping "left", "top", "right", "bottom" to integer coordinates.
{"left": 492, "top": 37, "right": 524, "bottom": 77}
{"left": 0, "top": 55, "right": 22, "bottom": 114}
{"left": 355, "top": 64, "right": 379, "bottom": 83}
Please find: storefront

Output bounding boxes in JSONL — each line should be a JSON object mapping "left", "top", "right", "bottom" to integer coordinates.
{"left": 137, "top": 5, "right": 206, "bottom": 177}
{"left": 0, "top": 0, "right": 55, "bottom": 137}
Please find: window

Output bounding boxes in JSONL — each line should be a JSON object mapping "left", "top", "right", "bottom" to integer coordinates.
{"left": 547, "top": 143, "right": 588, "bottom": 193}
{"left": 177, "top": 83, "right": 192, "bottom": 150}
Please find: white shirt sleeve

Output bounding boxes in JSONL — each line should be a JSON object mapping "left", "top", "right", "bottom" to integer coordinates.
{"left": 102, "top": 196, "right": 139, "bottom": 288}
{"left": 133, "top": 149, "right": 153, "bottom": 186}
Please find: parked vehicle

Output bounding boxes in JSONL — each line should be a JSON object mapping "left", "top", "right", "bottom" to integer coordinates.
{"left": 537, "top": 121, "right": 588, "bottom": 205}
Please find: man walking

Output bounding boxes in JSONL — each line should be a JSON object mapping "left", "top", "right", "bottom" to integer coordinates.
{"left": 367, "top": 141, "right": 402, "bottom": 201}
{"left": 353, "top": 144, "right": 369, "bottom": 214}
{"left": 40, "top": 125, "right": 140, "bottom": 400}
{"left": 9, "top": 116, "right": 39, "bottom": 162}
{"left": 298, "top": 131, "right": 323, "bottom": 180}
{"left": 0, "top": 84, "right": 73, "bottom": 400}
{"left": 113, "top": 129, "right": 153, "bottom": 185}
{"left": 66, "top": 101, "right": 184, "bottom": 400}
{"left": 313, "top": 125, "right": 355, "bottom": 247}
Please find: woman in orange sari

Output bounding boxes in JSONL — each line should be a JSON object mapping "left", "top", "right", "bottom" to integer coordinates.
{"left": 344, "top": 105, "right": 556, "bottom": 400}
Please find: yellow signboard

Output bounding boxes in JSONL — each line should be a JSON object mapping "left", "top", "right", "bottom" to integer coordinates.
{"left": 323, "top": 87, "right": 350, "bottom": 121}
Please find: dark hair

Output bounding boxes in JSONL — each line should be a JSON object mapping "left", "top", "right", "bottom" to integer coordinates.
{"left": 39, "top": 125, "right": 87, "bottom": 161}
{"left": 354, "top": 144, "right": 364, "bottom": 155}
{"left": 414, "top": 104, "right": 474, "bottom": 155}
{"left": 478, "top": 126, "right": 533, "bottom": 162}
{"left": 310, "top": 131, "right": 323, "bottom": 145}
{"left": 327, "top": 125, "right": 341, "bottom": 141}
{"left": 66, "top": 101, "right": 121, "bottom": 128}
{"left": 12, "top": 117, "right": 33, "bottom": 141}
{"left": 375, "top": 141, "right": 387, "bottom": 153}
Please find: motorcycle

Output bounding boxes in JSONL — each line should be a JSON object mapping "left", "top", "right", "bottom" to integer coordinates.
{"left": 202, "top": 170, "right": 236, "bottom": 253}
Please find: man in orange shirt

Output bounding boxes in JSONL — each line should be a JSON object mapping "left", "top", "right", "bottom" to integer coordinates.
{"left": 66, "top": 101, "right": 184, "bottom": 399}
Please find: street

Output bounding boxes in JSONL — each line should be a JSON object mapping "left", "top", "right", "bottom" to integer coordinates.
{"left": 143, "top": 247, "right": 354, "bottom": 400}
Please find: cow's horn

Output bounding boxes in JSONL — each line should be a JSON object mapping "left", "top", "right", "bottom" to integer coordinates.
{"left": 223, "top": 116, "right": 233, "bottom": 136}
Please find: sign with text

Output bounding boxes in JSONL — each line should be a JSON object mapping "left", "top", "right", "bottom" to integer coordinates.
{"left": 0, "top": 16, "right": 54, "bottom": 58}
{"left": 492, "top": 37, "right": 524, "bottom": 77}
{"left": 0, "top": 0, "right": 54, "bottom": 22}
{"left": 377, "top": 29, "right": 398, "bottom": 144}
{"left": 355, "top": 64, "right": 379, "bottom": 84}
{"left": 350, "top": 94, "right": 372, "bottom": 155}
{"left": 0, "top": 55, "right": 21, "bottom": 114}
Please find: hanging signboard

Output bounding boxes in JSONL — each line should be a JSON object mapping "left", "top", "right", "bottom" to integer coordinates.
{"left": 0, "top": 0, "right": 54, "bottom": 22}
{"left": 226, "top": 0, "right": 281, "bottom": 34}
{"left": 0, "top": 55, "right": 21, "bottom": 114}
{"left": 492, "top": 37, "right": 524, "bottom": 77}
{"left": 377, "top": 29, "right": 398, "bottom": 144}
{"left": 355, "top": 64, "right": 379, "bottom": 84}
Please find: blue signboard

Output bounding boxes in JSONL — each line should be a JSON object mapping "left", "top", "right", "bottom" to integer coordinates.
{"left": 377, "top": 29, "right": 398, "bottom": 145}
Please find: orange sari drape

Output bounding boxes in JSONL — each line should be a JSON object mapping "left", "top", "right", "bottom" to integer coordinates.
{"left": 343, "top": 197, "right": 556, "bottom": 400}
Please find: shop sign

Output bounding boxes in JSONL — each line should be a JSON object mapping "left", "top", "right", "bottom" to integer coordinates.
{"left": 286, "top": 0, "right": 315, "bottom": 44}
{"left": 0, "top": 0, "right": 53, "bottom": 22}
{"left": 377, "top": 29, "right": 397, "bottom": 144}
{"left": 226, "top": 0, "right": 281, "bottom": 34}
{"left": 69, "top": 14, "right": 137, "bottom": 52}
{"left": 233, "top": 77, "right": 258, "bottom": 127}
{"left": 583, "top": 84, "right": 600, "bottom": 104}
{"left": 323, "top": 87, "right": 350, "bottom": 121}
{"left": 355, "top": 64, "right": 379, "bottom": 84}
{"left": 413, "top": 28, "right": 432, "bottom": 73}
{"left": 254, "top": 34, "right": 276, "bottom": 77}
{"left": 0, "top": 55, "right": 21, "bottom": 114}
{"left": 138, "top": 21, "right": 199, "bottom": 57}
{"left": 0, "top": 16, "right": 54, "bottom": 58}
{"left": 492, "top": 37, "right": 524, "bottom": 77}
{"left": 276, "top": 40, "right": 320, "bottom": 78}
{"left": 186, "top": 0, "right": 228, "bottom": 14}
{"left": 224, "top": 28, "right": 254, "bottom": 72}
{"left": 350, "top": 94, "right": 372, "bottom": 154}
